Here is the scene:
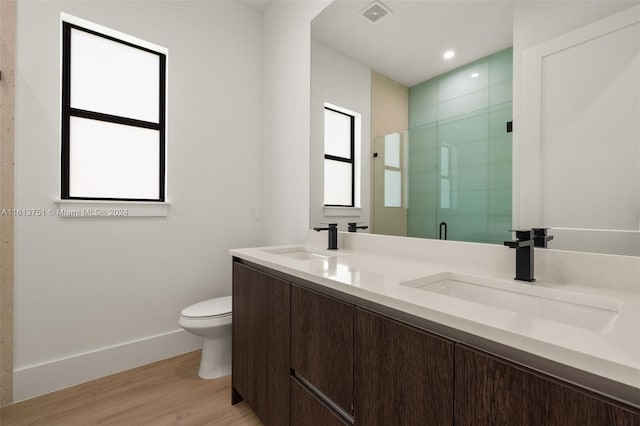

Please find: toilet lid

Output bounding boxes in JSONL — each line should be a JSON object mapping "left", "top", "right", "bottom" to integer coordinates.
{"left": 181, "top": 296, "right": 232, "bottom": 319}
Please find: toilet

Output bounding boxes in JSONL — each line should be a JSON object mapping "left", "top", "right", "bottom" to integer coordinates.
{"left": 179, "top": 296, "right": 232, "bottom": 379}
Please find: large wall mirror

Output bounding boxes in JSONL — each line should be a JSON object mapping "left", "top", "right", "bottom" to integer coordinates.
{"left": 310, "top": 0, "right": 639, "bottom": 257}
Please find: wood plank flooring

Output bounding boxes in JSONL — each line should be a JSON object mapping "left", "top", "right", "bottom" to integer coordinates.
{"left": 0, "top": 351, "right": 262, "bottom": 425}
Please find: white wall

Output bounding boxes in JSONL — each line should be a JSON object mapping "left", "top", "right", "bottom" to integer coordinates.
{"left": 512, "top": 0, "right": 638, "bottom": 226}
{"left": 14, "top": 1, "right": 263, "bottom": 401}
{"left": 310, "top": 41, "right": 371, "bottom": 232}
{"left": 261, "top": 1, "right": 331, "bottom": 245}
{"left": 512, "top": 1, "right": 639, "bottom": 256}
{"left": 539, "top": 20, "right": 638, "bottom": 231}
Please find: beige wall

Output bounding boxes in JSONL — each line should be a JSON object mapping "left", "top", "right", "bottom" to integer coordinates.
{"left": 0, "top": 0, "right": 15, "bottom": 406}
{"left": 371, "top": 71, "right": 408, "bottom": 139}
{"left": 370, "top": 71, "right": 408, "bottom": 236}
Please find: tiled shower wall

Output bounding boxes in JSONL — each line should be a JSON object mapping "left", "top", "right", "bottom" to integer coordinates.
{"left": 407, "top": 48, "right": 512, "bottom": 244}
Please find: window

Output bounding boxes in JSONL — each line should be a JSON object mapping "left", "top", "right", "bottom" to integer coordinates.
{"left": 323, "top": 106, "right": 355, "bottom": 207}
{"left": 440, "top": 145, "right": 451, "bottom": 209}
{"left": 61, "top": 16, "right": 167, "bottom": 201}
{"left": 384, "top": 132, "right": 402, "bottom": 207}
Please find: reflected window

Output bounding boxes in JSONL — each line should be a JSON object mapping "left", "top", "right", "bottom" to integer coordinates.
{"left": 61, "top": 16, "right": 167, "bottom": 201}
{"left": 440, "top": 145, "right": 451, "bottom": 209}
{"left": 324, "top": 105, "right": 356, "bottom": 206}
{"left": 384, "top": 133, "right": 402, "bottom": 207}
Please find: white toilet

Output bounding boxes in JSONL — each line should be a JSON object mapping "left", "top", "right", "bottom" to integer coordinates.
{"left": 179, "top": 296, "right": 232, "bottom": 379}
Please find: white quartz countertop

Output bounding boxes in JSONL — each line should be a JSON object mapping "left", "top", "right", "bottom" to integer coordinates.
{"left": 229, "top": 236, "right": 640, "bottom": 408}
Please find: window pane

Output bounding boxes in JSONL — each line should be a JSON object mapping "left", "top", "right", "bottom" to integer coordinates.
{"left": 324, "top": 109, "right": 351, "bottom": 158}
{"left": 440, "top": 145, "right": 450, "bottom": 177}
{"left": 384, "top": 133, "right": 400, "bottom": 168}
{"left": 71, "top": 28, "right": 160, "bottom": 123}
{"left": 384, "top": 170, "right": 402, "bottom": 207}
{"left": 324, "top": 159, "right": 352, "bottom": 205}
{"left": 69, "top": 117, "right": 160, "bottom": 199}
{"left": 440, "top": 178, "right": 451, "bottom": 209}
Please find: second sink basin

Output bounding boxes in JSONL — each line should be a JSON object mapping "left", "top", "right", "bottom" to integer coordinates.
{"left": 400, "top": 272, "right": 621, "bottom": 332}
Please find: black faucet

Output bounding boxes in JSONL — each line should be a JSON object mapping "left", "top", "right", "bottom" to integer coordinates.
{"left": 504, "top": 229, "right": 535, "bottom": 282}
{"left": 347, "top": 222, "right": 368, "bottom": 233}
{"left": 504, "top": 228, "right": 554, "bottom": 282}
{"left": 314, "top": 223, "right": 338, "bottom": 250}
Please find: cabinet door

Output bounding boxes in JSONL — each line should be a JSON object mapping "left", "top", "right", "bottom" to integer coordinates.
{"left": 354, "top": 308, "right": 455, "bottom": 425}
{"left": 455, "top": 345, "right": 640, "bottom": 426}
{"left": 291, "top": 377, "right": 351, "bottom": 426}
{"left": 232, "top": 262, "right": 290, "bottom": 426}
{"left": 291, "top": 285, "right": 354, "bottom": 415}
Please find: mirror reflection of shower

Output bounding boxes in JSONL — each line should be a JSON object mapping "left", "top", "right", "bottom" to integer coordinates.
{"left": 371, "top": 48, "right": 513, "bottom": 245}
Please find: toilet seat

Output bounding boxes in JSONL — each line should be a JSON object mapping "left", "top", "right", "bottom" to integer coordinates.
{"left": 181, "top": 296, "right": 232, "bottom": 319}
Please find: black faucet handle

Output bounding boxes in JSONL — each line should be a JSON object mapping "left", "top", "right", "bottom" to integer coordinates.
{"left": 348, "top": 222, "right": 368, "bottom": 232}
{"left": 314, "top": 223, "right": 338, "bottom": 231}
{"left": 509, "top": 229, "right": 534, "bottom": 241}
{"left": 532, "top": 227, "right": 554, "bottom": 248}
{"left": 532, "top": 227, "right": 550, "bottom": 236}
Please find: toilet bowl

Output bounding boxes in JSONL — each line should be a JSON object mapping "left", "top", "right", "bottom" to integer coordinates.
{"left": 179, "top": 296, "right": 232, "bottom": 379}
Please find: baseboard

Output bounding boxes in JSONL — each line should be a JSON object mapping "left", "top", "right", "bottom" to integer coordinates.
{"left": 13, "top": 329, "right": 202, "bottom": 403}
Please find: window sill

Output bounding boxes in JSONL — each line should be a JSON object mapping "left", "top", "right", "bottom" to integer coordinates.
{"left": 54, "top": 200, "right": 169, "bottom": 217}
{"left": 323, "top": 206, "right": 362, "bottom": 217}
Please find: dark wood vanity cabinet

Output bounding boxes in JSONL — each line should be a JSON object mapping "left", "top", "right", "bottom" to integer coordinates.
{"left": 232, "top": 260, "right": 639, "bottom": 426}
{"left": 354, "top": 308, "right": 455, "bottom": 426}
{"left": 231, "top": 262, "right": 290, "bottom": 426}
{"left": 291, "top": 285, "right": 354, "bottom": 415}
{"left": 455, "top": 345, "right": 640, "bottom": 426}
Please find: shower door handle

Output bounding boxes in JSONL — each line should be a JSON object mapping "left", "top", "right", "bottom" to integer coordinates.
{"left": 439, "top": 222, "right": 447, "bottom": 240}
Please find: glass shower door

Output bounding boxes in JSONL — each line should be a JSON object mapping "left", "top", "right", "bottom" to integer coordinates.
{"left": 407, "top": 106, "right": 512, "bottom": 244}
{"left": 407, "top": 48, "right": 513, "bottom": 244}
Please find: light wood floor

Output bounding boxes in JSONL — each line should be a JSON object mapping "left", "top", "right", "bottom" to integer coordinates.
{"left": 0, "top": 351, "right": 262, "bottom": 426}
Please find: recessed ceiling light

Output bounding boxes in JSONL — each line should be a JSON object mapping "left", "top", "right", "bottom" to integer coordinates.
{"left": 471, "top": 72, "right": 479, "bottom": 78}
{"left": 443, "top": 50, "right": 455, "bottom": 60}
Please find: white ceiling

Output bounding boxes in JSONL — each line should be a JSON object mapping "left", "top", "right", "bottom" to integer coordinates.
{"left": 238, "top": 0, "right": 274, "bottom": 12}
{"left": 311, "top": 0, "right": 514, "bottom": 87}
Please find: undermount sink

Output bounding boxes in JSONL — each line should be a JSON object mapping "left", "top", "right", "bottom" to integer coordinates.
{"left": 262, "top": 246, "right": 337, "bottom": 261}
{"left": 400, "top": 272, "right": 621, "bottom": 332}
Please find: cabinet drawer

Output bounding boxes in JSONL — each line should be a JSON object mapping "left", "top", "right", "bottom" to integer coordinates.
{"left": 291, "top": 285, "right": 354, "bottom": 414}
{"left": 291, "top": 377, "right": 351, "bottom": 426}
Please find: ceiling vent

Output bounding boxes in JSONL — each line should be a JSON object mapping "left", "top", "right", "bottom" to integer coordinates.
{"left": 361, "top": 0, "right": 392, "bottom": 23}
